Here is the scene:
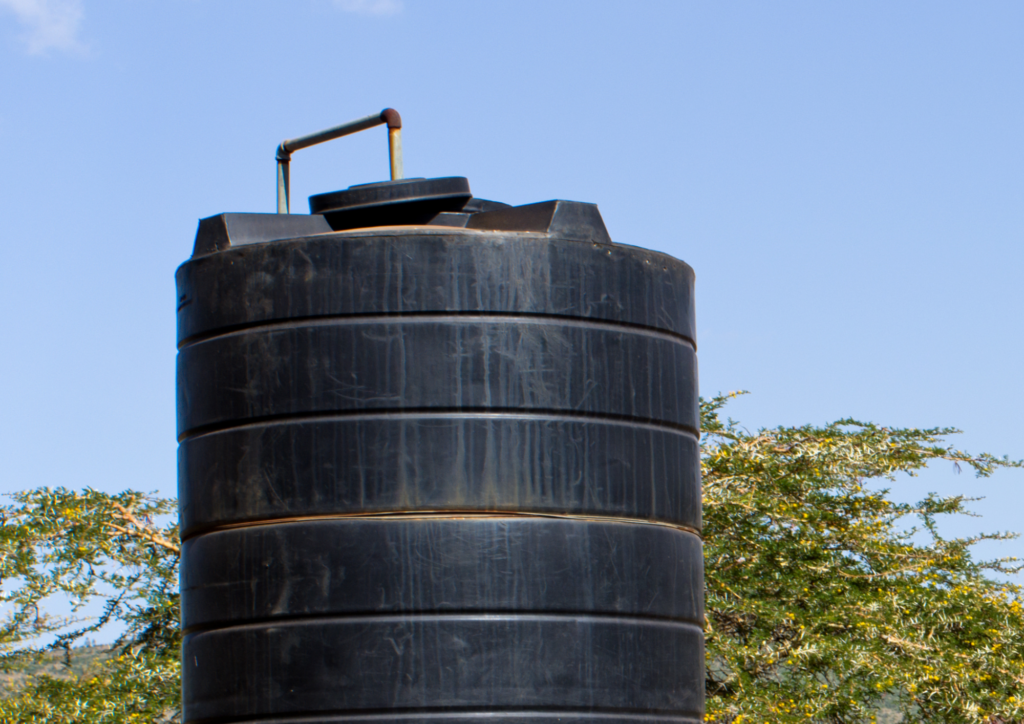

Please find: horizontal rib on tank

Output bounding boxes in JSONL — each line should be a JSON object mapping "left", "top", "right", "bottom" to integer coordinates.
{"left": 181, "top": 517, "right": 704, "bottom": 631}
{"left": 183, "top": 616, "right": 705, "bottom": 721}
{"left": 176, "top": 229, "right": 695, "bottom": 345}
{"left": 179, "top": 416, "right": 700, "bottom": 538}
{"left": 176, "top": 317, "right": 697, "bottom": 435}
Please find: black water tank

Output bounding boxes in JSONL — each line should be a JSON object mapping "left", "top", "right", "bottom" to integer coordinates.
{"left": 176, "top": 178, "right": 703, "bottom": 724}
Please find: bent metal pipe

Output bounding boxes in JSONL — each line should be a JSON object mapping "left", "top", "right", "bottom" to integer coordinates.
{"left": 275, "top": 107, "right": 403, "bottom": 214}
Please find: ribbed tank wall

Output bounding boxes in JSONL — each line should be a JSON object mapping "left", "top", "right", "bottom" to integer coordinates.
{"left": 176, "top": 225, "right": 703, "bottom": 724}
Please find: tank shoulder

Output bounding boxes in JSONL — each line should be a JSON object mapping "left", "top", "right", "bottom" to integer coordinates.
{"left": 192, "top": 213, "right": 333, "bottom": 257}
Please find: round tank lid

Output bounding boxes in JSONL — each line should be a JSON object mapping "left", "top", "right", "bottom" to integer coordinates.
{"left": 309, "top": 177, "right": 471, "bottom": 216}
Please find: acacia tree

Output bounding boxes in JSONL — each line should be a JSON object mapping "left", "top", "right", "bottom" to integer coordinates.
{"left": 703, "top": 393, "right": 1024, "bottom": 723}
{"left": 0, "top": 395, "right": 1020, "bottom": 723}
{"left": 0, "top": 489, "right": 179, "bottom": 722}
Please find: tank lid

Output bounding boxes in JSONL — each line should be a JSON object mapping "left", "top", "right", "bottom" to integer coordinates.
{"left": 309, "top": 177, "right": 472, "bottom": 231}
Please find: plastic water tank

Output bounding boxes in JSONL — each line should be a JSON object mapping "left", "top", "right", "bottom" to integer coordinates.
{"left": 176, "top": 176, "right": 703, "bottom": 724}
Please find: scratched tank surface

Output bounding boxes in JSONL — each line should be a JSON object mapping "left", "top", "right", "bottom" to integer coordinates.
{"left": 176, "top": 174, "right": 703, "bottom": 724}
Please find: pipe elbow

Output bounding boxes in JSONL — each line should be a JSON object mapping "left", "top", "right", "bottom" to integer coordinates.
{"left": 381, "top": 108, "right": 402, "bottom": 129}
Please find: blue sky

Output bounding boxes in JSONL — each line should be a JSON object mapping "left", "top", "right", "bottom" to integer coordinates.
{"left": 0, "top": 1, "right": 1021, "bottom": 565}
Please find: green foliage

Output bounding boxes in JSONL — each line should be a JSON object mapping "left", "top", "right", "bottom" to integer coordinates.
{"left": 0, "top": 489, "right": 179, "bottom": 722}
{"left": 0, "top": 649, "right": 178, "bottom": 723}
{"left": 0, "top": 396, "right": 1021, "bottom": 723}
{"left": 703, "top": 393, "right": 1024, "bottom": 723}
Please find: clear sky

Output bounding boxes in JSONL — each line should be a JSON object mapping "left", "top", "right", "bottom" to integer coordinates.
{"left": 1, "top": 1, "right": 1021, "bottom": 564}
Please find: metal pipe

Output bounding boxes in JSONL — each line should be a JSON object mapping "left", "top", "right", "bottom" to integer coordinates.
{"left": 276, "top": 157, "right": 290, "bottom": 214}
{"left": 388, "top": 127, "right": 403, "bottom": 181}
{"left": 276, "top": 108, "right": 403, "bottom": 214}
